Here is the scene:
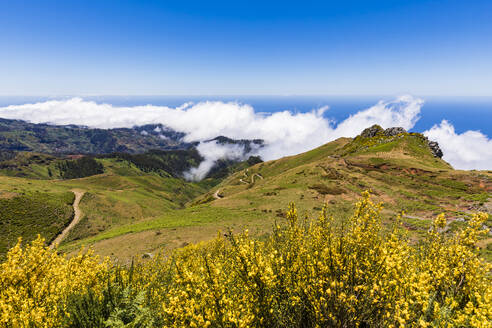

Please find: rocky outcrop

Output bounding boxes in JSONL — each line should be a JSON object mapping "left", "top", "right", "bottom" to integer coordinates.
{"left": 427, "top": 140, "right": 443, "bottom": 158}
{"left": 359, "top": 125, "right": 444, "bottom": 158}
{"left": 360, "top": 125, "right": 385, "bottom": 138}
{"left": 360, "top": 125, "right": 408, "bottom": 138}
{"left": 384, "top": 127, "right": 406, "bottom": 136}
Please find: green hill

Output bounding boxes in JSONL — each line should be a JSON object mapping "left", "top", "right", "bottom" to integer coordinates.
{"left": 0, "top": 127, "right": 490, "bottom": 262}
{"left": 0, "top": 150, "right": 263, "bottom": 259}
{"left": 60, "top": 129, "right": 492, "bottom": 262}
{"left": 0, "top": 190, "right": 74, "bottom": 260}
{"left": 204, "top": 130, "right": 489, "bottom": 228}
{"left": 0, "top": 157, "right": 208, "bottom": 259}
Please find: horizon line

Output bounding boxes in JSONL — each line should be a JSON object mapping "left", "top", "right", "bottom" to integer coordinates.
{"left": 1, "top": 94, "right": 492, "bottom": 99}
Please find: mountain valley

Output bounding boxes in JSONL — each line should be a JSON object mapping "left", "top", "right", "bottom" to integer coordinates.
{"left": 0, "top": 122, "right": 490, "bottom": 262}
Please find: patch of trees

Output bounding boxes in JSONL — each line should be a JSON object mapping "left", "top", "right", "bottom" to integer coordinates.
{"left": 57, "top": 156, "right": 104, "bottom": 179}
{"left": 0, "top": 150, "right": 17, "bottom": 162}
{"left": 247, "top": 155, "right": 263, "bottom": 166}
{"left": 102, "top": 149, "right": 203, "bottom": 177}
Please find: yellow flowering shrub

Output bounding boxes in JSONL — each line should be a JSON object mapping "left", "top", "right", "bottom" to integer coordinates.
{"left": 0, "top": 192, "right": 490, "bottom": 327}
{"left": 150, "top": 192, "right": 491, "bottom": 327}
{"left": 0, "top": 236, "right": 109, "bottom": 328}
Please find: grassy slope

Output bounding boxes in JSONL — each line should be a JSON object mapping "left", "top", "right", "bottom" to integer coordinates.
{"left": 0, "top": 152, "right": 61, "bottom": 179}
{"left": 55, "top": 134, "right": 491, "bottom": 262}
{"left": 1, "top": 133, "right": 490, "bottom": 262}
{"left": 0, "top": 189, "right": 74, "bottom": 260}
{"left": 0, "top": 157, "right": 208, "bottom": 259}
{"left": 188, "top": 134, "right": 491, "bottom": 258}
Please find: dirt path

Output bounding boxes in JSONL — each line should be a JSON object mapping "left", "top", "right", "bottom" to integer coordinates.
{"left": 239, "top": 169, "right": 263, "bottom": 185}
{"left": 252, "top": 173, "right": 263, "bottom": 182}
{"left": 213, "top": 189, "right": 223, "bottom": 199}
{"left": 50, "top": 190, "right": 85, "bottom": 249}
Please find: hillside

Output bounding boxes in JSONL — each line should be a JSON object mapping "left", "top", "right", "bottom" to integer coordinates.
{"left": 0, "top": 157, "right": 208, "bottom": 260}
{"left": 0, "top": 190, "right": 74, "bottom": 260}
{"left": 0, "top": 118, "right": 190, "bottom": 154}
{"left": 0, "top": 125, "right": 489, "bottom": 262}
{"left": 40, "top": 126, "right": 490, "bottom": 262}
{"left": 3, "top": 126, "right": 490, "bottom": 327}
{"left": 0, "top": 147, "right": 267, "bottom": 259}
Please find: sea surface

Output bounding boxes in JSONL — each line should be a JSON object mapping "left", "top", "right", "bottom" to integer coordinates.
{"left": 0, "top": 96, "right": 491, "bottom": 137}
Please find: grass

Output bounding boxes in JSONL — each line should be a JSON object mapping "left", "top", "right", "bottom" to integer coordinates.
{"left": 59, "top": 205, "right": 267, "bottom": 252}
{"left": 308, "top": 183, "right": 345, "bottom": 195}
{"left": 0, "top": 191, "right": 74, "bottom": 260}
{"left": 57, "top": 163, "right": 207, "bottom": 243}
{"left": 0, "top": 157, "right": 209, "bottom": 258}
{"left": 480, "top": 241, "right": 492, "bottom": 262}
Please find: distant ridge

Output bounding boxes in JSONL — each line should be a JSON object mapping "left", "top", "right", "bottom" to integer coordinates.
{"left": 0, "top": 118, "right": 191, "bottom": 154}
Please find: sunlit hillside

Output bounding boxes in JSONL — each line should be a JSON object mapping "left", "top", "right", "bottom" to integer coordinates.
{"left": 2, "top": 127, "right": 488, "bottom": 262}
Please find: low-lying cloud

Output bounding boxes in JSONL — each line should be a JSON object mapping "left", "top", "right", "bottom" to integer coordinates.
{"left": 0, "top": 96, "right": 489, "bottom": 174}
{"left": 184, "top": 141, "right": 248, "bottom": 181}
{"left": 424, "top": 120, "right": 492, "bottom": 170}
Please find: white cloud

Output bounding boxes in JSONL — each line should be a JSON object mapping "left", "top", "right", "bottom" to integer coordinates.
{"left": 0, "top": 95, "right": 489, "bottom": 174}
{"left": 183, "top": 141, "right": 245, "bottom": 181}
{"left": 424, "top": 120, "right": 492, "bottom": 170}
{"left": 333, "top": 95, "right": 422, "bottom": 137}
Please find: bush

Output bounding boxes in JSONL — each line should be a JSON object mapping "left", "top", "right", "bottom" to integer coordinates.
{"left": 63, "top": 266, "right": 155, "bottom": 328}
{"left": 0, "top": 237, "right": 109, "bottom": 327}
{"left": 0, "top": 193, "right": 490, "bottom": 327}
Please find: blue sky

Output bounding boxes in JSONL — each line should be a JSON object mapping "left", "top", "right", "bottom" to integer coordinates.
{"left": 1, "top": 0, "right": 491, "bottom": 96}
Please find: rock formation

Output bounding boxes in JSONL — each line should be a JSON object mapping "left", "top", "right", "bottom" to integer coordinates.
{"left": 360, "top": 125, "right": 385, "bottom": 138}
{"left": 427, "top": 140, "right": 443, "bottom": 158}
{"left": 384, "top": 127, "right": 406, "bottom": 136}
{"left": 359, "top": 125, "right": 444, "bottom": 158}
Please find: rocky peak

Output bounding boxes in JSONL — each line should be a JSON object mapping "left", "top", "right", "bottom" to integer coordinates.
{"left": 360, "top": 125, "right": 408, "bottom": 138}
{"left": 384, "top": 127, "right": 407, "bottom": 136}
{"left": 359, "top": 125, "right": 444, "bottom": 158}
{"left": 360, "top": 125, "right": 385, "bottom": 138}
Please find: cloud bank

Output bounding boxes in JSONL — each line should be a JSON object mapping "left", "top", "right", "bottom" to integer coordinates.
{"left": 424, "top": 120, "right": 492, "bottom": 170}
{"left": 0, "top": 96, "right": 489, "bottom": 173}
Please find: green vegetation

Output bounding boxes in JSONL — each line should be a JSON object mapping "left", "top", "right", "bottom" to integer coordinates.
{"left": 60, "top": 204, "right": 266, "bottom": 252}
{"left": 0, "top": 191, "right": 74, "bottom": 260}
{"left": 0, "top": 118, "right": 186, "bottom": 154}
{"left": 100, "top": 149, "right": 203, "bottom": 177}
{"left": 58, "top": 156, "right": 104, "bottom": 179}
{"left": 308, "top": 183, "right": 345, "bottom": 195}
{"left": 0, "top": 155, "right": 211, "bottom": 259}
{"left": 2, "top": 195, "right": 490, "bottom": 327}
{"left": 0, "top": 130, "right": 489, "bottom": 263}
{"left": 0, "top": 151, "right": 60, "bottom": 179}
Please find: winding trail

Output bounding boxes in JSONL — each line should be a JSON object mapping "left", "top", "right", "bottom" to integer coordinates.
{"left": 239, "top": 169, "right": 264, "bottom": 185}
{"left": 50, "top": 190, "right": 85, "bottom": 249}
{"left": 252, "top": 173, "right": 264, "bottom": 182}
{"left": 213, "top": 189, "right": 223, "bottom": 199}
